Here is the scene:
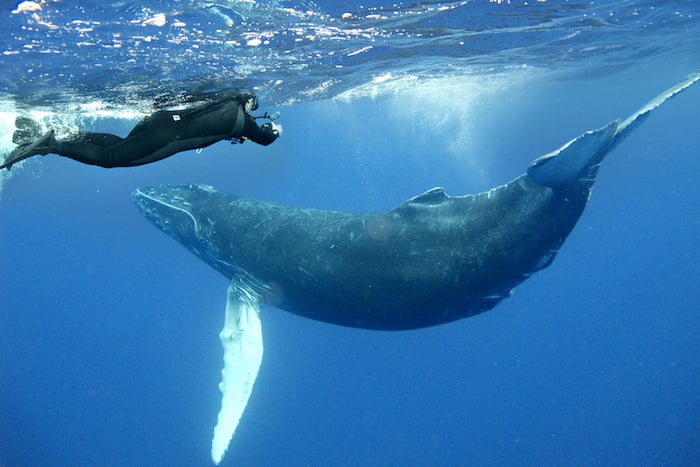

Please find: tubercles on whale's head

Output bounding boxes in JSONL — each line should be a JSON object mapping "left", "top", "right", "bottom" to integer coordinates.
{"left": 132, "top": 186, "right": 203, "bottom": 238}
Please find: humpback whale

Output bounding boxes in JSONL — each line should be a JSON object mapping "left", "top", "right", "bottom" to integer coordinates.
{"left": 132, "top": 75, "right": 698, "bottom": 465}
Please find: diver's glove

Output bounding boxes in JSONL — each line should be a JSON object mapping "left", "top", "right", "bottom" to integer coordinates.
{"left": 262, "top": 122, "right": 283, "bottom": 137}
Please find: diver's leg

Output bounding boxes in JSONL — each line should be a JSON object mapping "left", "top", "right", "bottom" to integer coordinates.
{"left": 53, "top": 133, "right": 125, "bottom": 168}
{"left": 51, "top": 124, "right": 191, "bottom": 168}
{"left": 56, "top": 128, "right": 185, "bottom": 168}
{"left": 0, "top": 130, "right": 129, "bottom": 170}
{"left": 78, "top": 133, "right": 124, "bottom": 147}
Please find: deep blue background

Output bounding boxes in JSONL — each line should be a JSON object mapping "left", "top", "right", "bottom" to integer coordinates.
{"left": 1, "top": 62, "right": 699, "bottom": 466}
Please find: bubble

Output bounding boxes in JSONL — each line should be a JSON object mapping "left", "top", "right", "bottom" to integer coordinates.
{"left": 264, "top": 281, "right": 285, "bottom": 307}
{"left": 366, "top": 216, "right": 393, "bottom": 241}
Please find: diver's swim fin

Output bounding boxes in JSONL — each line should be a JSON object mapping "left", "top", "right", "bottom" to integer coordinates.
{"left": 12, "top": 116, "right": 44, "bottom": 145}
{"left": 0, "top": 129, "right": 55, "bottom": 170}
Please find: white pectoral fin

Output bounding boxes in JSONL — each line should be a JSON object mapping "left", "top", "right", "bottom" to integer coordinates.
{"left": 211, "top": 279, "right": 264, "bottom": 465}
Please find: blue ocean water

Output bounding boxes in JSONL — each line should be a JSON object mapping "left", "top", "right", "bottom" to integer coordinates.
{"left": 1, "top": 1, "right": 699, "bottom": 466}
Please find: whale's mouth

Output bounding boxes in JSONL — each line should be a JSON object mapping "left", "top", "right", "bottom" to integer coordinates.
{"left": 133, "top": 186, "right": 201, "bottom": 234}
{"left": 132, "top": 184, "right": 241, "bottom": 278}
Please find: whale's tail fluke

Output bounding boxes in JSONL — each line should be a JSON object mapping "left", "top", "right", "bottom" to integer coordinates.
{"left": 527, "top": 74, "right": 699, "bottom": 188}
{"left": 613, "top": 73, "right": 699, "bottom": 145}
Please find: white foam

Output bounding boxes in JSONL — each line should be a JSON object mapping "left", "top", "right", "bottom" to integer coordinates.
{"left": 0, "top": 103, "right": 19, "bottom": 203}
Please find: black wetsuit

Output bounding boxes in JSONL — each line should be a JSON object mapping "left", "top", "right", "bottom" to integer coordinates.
{"left": 50, "top": 96, "right": 278, "bottom": 168}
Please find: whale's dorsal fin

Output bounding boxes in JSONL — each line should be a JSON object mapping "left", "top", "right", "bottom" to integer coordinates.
{"left": 392, "top": 187, "right": 450, "bottom": 218}
{"left": 404, "top": 187, "right": 449, "bottom": 205}
{"left": 211, "top": 278, "right": 264, "bottom": 465}
{"left": 526, "top": 121, "right": 617, "bottom": 187}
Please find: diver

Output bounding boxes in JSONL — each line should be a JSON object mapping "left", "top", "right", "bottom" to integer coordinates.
{"left": 0, "top": 92, "right": 281, "bottom": 170}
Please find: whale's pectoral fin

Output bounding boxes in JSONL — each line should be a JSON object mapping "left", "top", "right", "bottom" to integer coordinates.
{"left": 211, "top": 278, "right": 264, "bottom": 465}
{"left": 527, "top": 73, "right": 699, "bottom": 189}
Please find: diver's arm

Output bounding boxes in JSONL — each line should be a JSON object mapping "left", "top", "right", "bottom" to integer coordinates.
{"left": 239, "top": 114, "right": 280, "bottom": 146}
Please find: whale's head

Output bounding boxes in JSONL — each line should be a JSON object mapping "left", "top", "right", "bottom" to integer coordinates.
{"left": 132, "top": 184, "right": 236, "bottom": 277}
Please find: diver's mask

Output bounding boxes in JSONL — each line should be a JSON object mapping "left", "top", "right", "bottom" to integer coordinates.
{"left": 244, "top": 95, "right": 259, "bottom": 113}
